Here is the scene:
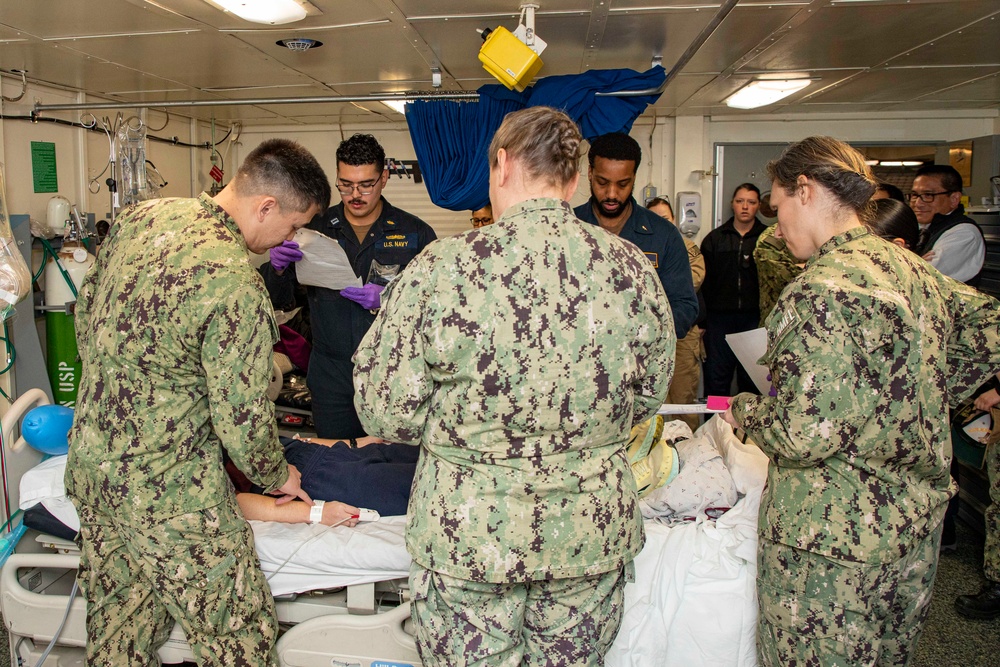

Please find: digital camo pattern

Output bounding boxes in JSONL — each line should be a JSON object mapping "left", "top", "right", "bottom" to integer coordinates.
{"left": 354, "top": 198, "right": 675, "bottom": 583}
{"left": 67, "top": 194, "right": 288, "bottom": 524}
{"left": 732, "top": 226, "right": 1000, "bottom": 565}
{"left": 77, "top": 498, "right": 278, "bottom": 666}
{"left": 757, "top": 529, "right": 940, "bottom": 667}
{"left": 409, "top": 561, "right": 628, "bottom": 667}
{"left": 985, "top": 438, "right": 1000, "bottom": 581}
{"left": 754, "top": 224, "right": 803, "bottom": 326}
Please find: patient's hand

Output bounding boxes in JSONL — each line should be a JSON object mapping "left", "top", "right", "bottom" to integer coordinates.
{"left": 355, "top": 435, "right": 387, "bottom": 448}
{"left": 323, "top": 501, "right": 361, "bottom": 527}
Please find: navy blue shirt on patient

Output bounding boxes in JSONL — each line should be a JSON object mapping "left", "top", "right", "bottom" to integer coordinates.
{"left": 252, "top": 437, "right": 419, "bottom": 517}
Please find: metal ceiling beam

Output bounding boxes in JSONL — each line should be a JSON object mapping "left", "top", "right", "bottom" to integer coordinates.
{"left": 595, "top": 0, "right": 740, "bottom": 97}
{"left": 580, "top": 0, "right": 612, "bottom": 72}
{"left": 32, "top": 91, "right": 478, "bottom": 114}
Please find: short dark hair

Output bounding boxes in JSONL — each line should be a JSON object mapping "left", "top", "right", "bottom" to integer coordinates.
{"left": 867, "top": 198, "right": 920, "bottom": 251}
{"left": 914, "top": 164, "right": 963, "bottom": 193}
{"left": 236, "top": 138, "right": 331, "bottom": 212}
{"left": 876, "top": 182, "right": 906, "bottom": 202}
{"left": 732, "top": 183, "right": 761, "bottom": 200}
{"left": 587, "top": 132, "right": 641, "bottom": 172}
{"left": 336, "top": 133, "right": 386, "bottom": 169}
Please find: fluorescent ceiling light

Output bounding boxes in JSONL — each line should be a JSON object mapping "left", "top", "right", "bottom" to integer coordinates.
{"left": 382, "top": 100, "right": 408, "bottom": 114}
{"left": 207, "top": 0, "right": 308, "bottom": 25}
{"left": 879, "top": 160, "right": 923, "bottom": 167}
{"left": 724, "top": 79, "right": 811, "bottom": 109}
{"left": 864, "top": 159, "right": 880, "bottom": 166}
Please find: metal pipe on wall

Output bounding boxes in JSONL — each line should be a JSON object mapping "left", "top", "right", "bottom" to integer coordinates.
{"left": 33, "top": 92, "right": 479, "bottom": 115}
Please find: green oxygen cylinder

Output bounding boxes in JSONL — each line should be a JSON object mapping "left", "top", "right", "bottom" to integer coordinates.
{"left": 45, "top": 243, "right": 95, "bottom": 408}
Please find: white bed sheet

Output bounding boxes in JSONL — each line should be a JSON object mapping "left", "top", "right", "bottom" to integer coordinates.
{"left": 607, "top": 417, "right": 768, "bottom": 667}
{"left": 252, "top": 516, "right": 411, "bottom": 597}
{"left": 18, "top": 416, "right": 767, "bottom": 666}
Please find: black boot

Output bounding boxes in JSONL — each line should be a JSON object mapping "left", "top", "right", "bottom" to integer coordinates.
{"left": 955, "top": 582, "right": 1000, "bottom": 620}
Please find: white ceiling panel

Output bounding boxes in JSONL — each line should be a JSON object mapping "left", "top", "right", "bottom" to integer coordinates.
{"left": 1, "top": 0, "right": 995, "bottom": 125}
{"left": 743, "top": 1, "right": 999, "bottom": 72}
{"left": 233, "top": 23, "right": 434, "bottom": 86}
{"left": 916, "top": 71, "right": 1000, "bottom": 102}
{"left": 600, "top": 5, "right": 801, "bottom": 74}
{"left": 805, "top": 66, "right": 1000, "bottom": 105}
{"left": 52, "top": 32, "right": 317, "bottom": 91}
{"left": 883, "top": 9, "right": 1000, "bottom": 68}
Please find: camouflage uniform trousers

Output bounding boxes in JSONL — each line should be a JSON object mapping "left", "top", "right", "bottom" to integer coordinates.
{"left": 409, "top": 561, "right": 632, "bottom": 667}
{"left": 75, "top": 494, "right": 278, "bottom": 666}
{"left": 984, "top": 438, "right": 1000, "bottom": 582}
{"left": 757, "top": 526, "right": 942, "bottom": 667}
{"left": 666, "top": 325, "right": 704, "bottom": 432}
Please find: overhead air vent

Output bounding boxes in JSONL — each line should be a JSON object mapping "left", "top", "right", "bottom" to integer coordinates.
{"left": 276, "top": 38, "right": 322, "bottom": 52}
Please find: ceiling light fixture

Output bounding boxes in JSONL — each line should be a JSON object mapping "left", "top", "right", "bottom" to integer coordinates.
{"left": 382, "top": 100, "right": 408, "bottom": 114}
{"left": 207, "top": 0, "right": 308, "bottom": 25}
{"left": 724, "top": 79, "right": 811, "bottom": 109}
{"left": 879, "top": 160, "right": 924, "bottom": 167}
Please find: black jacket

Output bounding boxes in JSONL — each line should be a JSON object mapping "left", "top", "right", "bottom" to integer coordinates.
{"left": 700, "top": 217, "right": 768, "bottom": 314}
{"left": 914, "top": 204, "right": 984, "bottom": 287}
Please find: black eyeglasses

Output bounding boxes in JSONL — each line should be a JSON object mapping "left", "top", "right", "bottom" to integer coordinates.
{"left": 907, "top": 190, "right": 951, "bottom": 203}
{"left": 336, "top": 178, "right": 381, "bottom": 196}
{"left": 470, "top": 217, "right": 493, "bottom": 227}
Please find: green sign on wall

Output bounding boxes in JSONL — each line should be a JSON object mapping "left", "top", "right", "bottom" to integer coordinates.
{"left": 31, "top": 141, "right": 58, "bottom": 193}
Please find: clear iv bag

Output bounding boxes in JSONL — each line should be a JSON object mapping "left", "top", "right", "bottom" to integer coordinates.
{"left": 0, "top": 165, "right": 32, "bottom": 321}
{"left": 117, "top": 117, "right": 155, "bottom": 208}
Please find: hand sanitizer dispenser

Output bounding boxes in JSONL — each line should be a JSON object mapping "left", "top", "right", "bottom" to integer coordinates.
{"left": 676, "top": 192, "right": 701, "bottom": 239}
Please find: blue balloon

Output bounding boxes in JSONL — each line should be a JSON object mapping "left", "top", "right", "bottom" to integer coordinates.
{"left": 21, "top": 405, "right": 74, "bottom": 456}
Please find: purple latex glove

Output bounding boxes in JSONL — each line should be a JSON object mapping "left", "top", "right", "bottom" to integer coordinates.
{"left": 766, "top": 374, "right": 777, "bottom": 397}
{"left": 270, "top": 240, "right": 302, "bottom": 272}
{"left": 341, "top": 283, "right": 384, "bottom": 310}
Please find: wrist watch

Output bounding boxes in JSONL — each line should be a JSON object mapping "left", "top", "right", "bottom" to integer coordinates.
{"left": 309, "top": 499, "right": 326, "bottom": 524}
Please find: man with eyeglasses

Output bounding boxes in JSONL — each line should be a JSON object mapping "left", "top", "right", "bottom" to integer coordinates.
{"left": 470, "top": 204, "right": 494, "bottom": 228}
{"left": 909, "top": 164, "right": 985, "bottom": 286}
{"left": 262, "top": 133, "right": 436, "bottom": 439}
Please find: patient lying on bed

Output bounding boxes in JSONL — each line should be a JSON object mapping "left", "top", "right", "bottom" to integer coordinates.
{"left": 236, "top": 435, "right": 419, "bottom": 527}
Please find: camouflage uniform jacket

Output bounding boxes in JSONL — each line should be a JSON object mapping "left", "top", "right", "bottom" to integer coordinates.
{"left": 354, "top": 198, "right": 675, "bottom": 583}
{"left": 66, "top": 194, "right": 288, "bottom": 524}
{"left": 732, "top": 226, "right": 1000, "bottom": 564}
{"left": 753, "top": 224, "right": 803, "bottom": 326}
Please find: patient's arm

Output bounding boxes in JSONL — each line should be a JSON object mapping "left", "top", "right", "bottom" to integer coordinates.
{"left": 296, "top": 435, "right": 387, "bottom": 448}
{"left": 237, "top": 492, "right": 360, "bottom": 527}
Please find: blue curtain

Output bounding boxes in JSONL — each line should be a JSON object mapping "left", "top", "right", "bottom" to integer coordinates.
{"left": 406, "top": 67, "right": 666, "bottom": 212}
{"left": 405, "top": 96, "right": 522, "bottom": 211}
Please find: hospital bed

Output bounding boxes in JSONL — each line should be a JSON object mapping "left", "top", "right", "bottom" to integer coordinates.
{"left": 1, "top": 417, "right": 768, "bottom": 667}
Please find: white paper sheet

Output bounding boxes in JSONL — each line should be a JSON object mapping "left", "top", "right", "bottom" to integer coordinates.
{"left": 725, "top": 327, "right": 771, "bottom": 395}
{"left": 293, "top": 229, "right": 361, "bottom": 291}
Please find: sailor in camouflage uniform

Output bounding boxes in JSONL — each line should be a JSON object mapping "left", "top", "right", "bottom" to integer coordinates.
{"left": 354, "top": 107, "right": 675, "bottom": 667}
{"left": 955, "top": 383, "right": 1000, "bottom": 618}
{"left": 66, "top": 139, "right": 329, "bottom": 666}
{"left": 753, "top": 223, "right": 802, "bottom": 326}
{"left": 724, "top": 136, "right": 1000, "bottom": 667}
